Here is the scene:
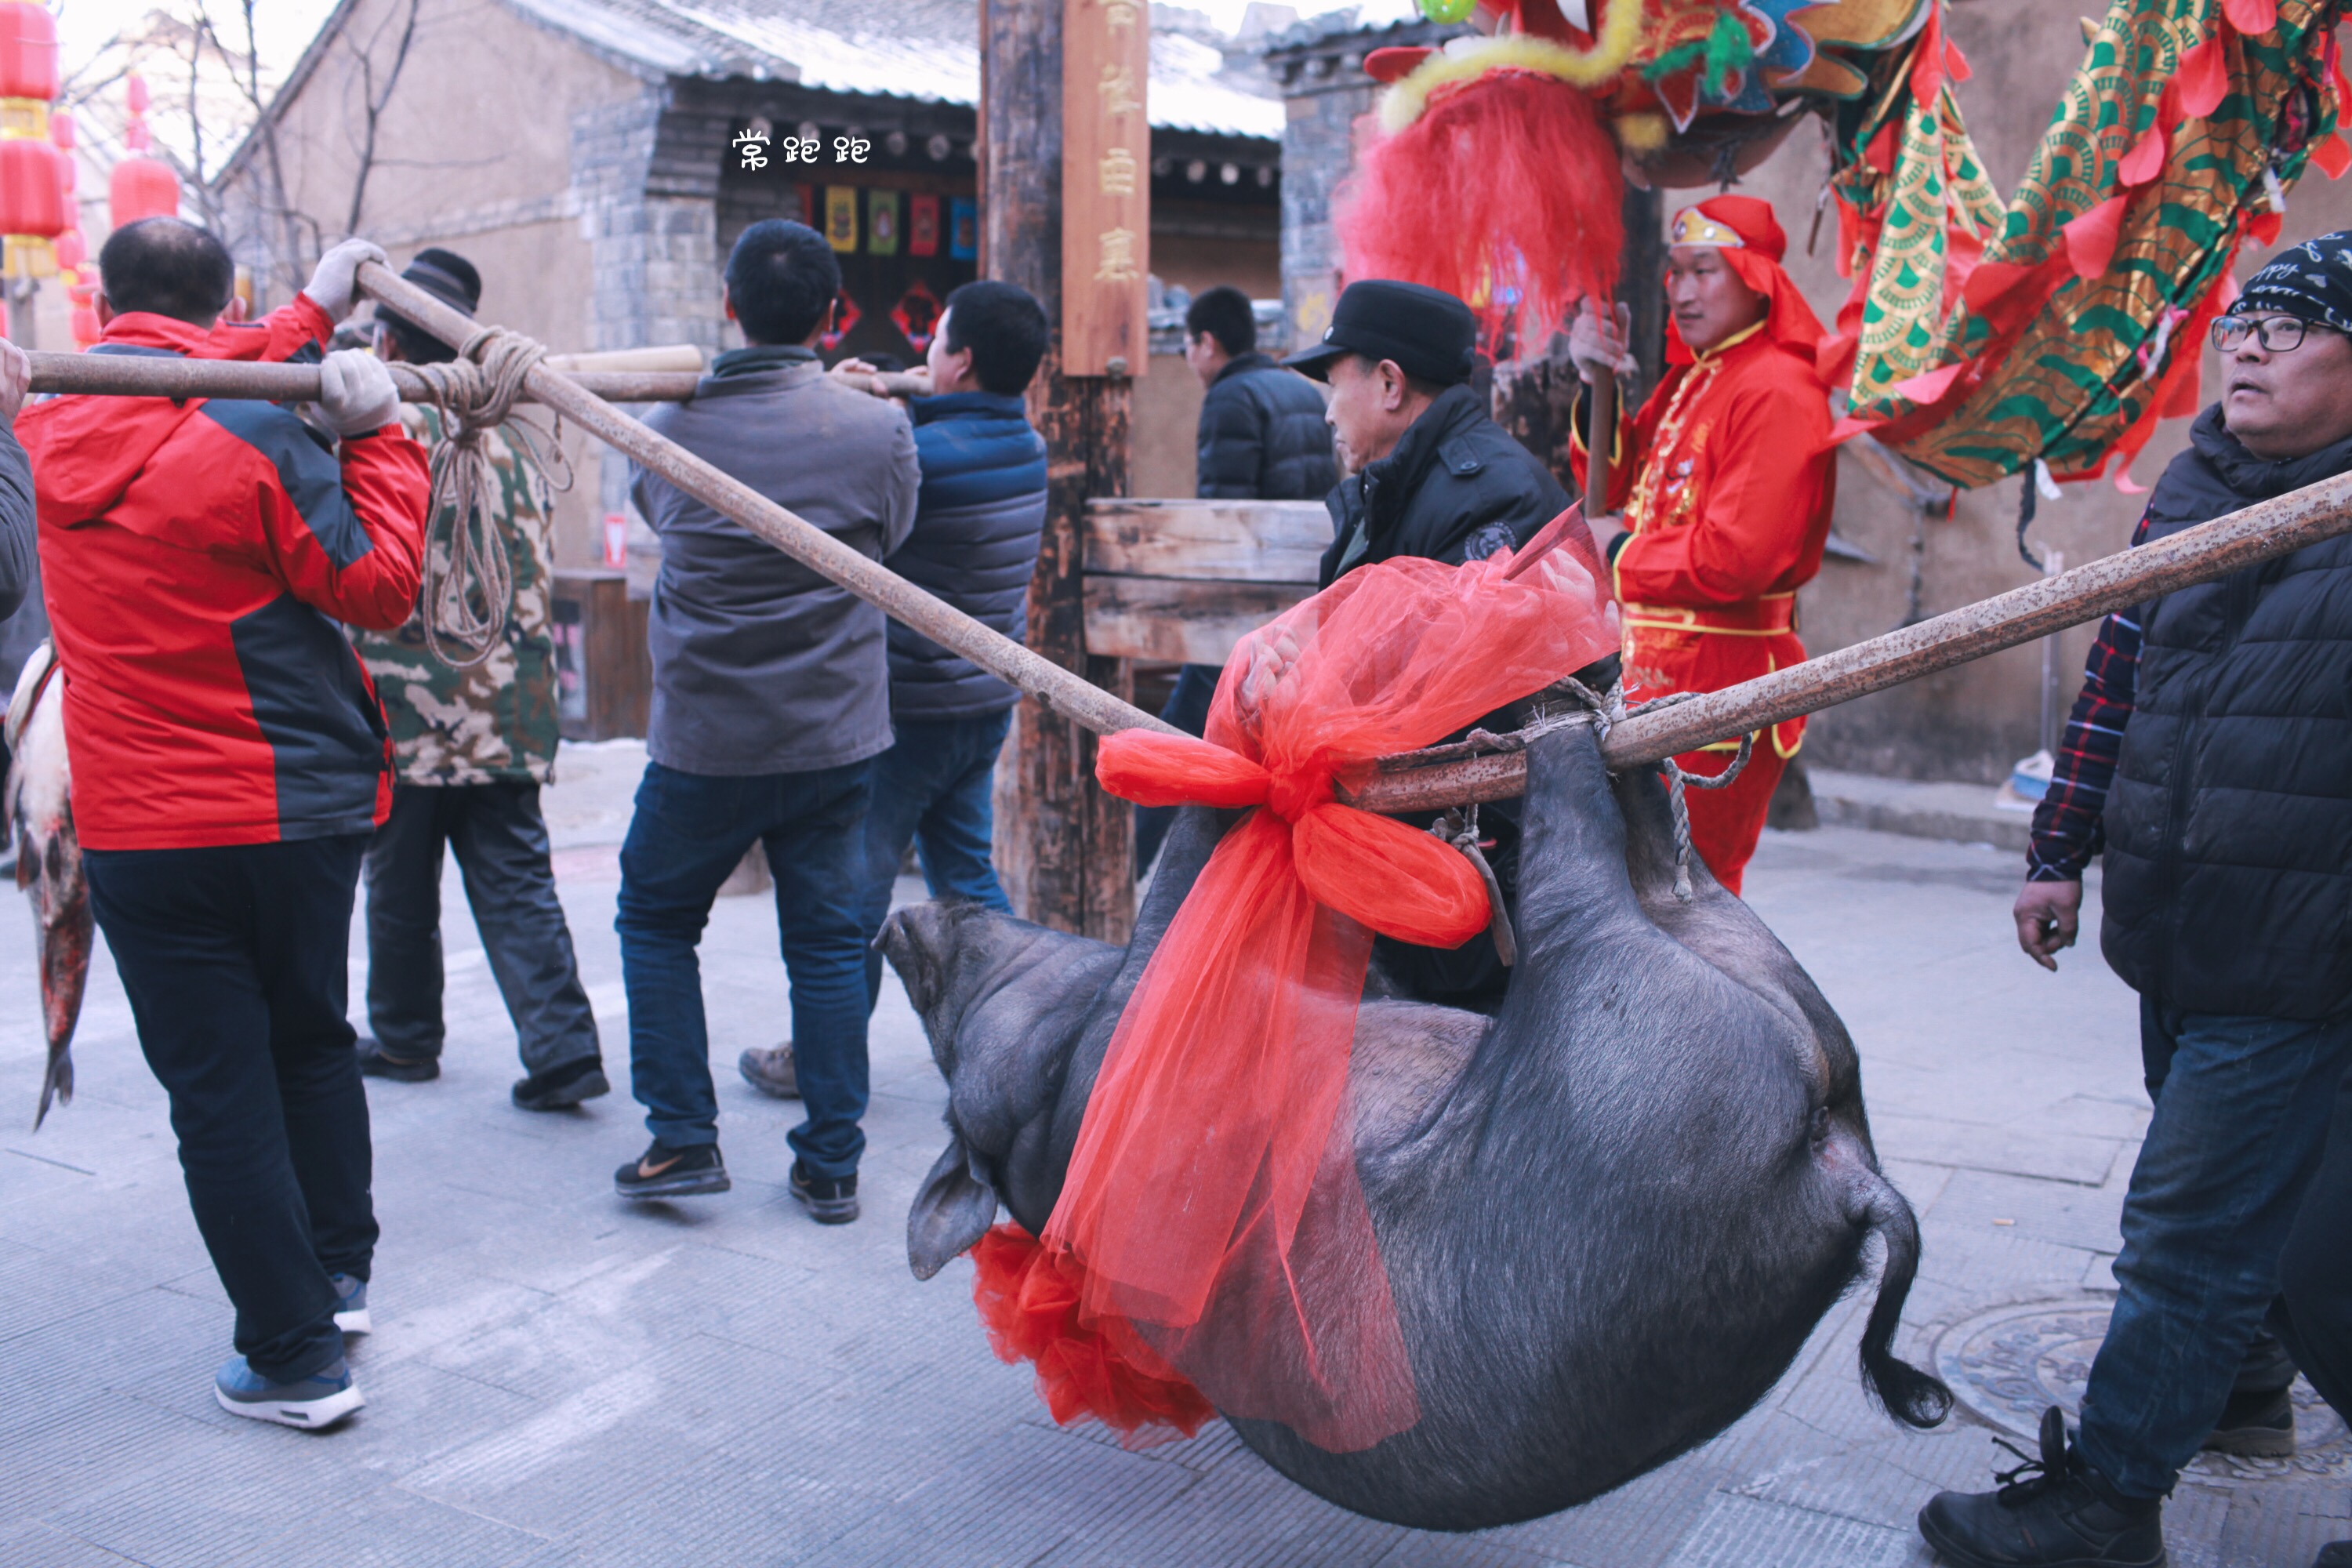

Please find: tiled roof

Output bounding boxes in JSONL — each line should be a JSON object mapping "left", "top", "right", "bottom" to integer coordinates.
{"left": 500, "top": 0, "right": 1283, "bottom": 139}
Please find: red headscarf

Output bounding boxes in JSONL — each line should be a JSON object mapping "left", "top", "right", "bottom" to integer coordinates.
{"left": 1665, "top": 194, "right": 1824, "bottom": 360}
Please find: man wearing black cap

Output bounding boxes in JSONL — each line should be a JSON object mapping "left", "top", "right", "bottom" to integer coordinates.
{"left": 1284, "top": 278, "right": 1568, "bottom": 588}
{"left": 352, "top": 248, "right": 607, "bottom": 1113}
{"left": 1918, "top": 232, "right": 2352, "bottom": 1568}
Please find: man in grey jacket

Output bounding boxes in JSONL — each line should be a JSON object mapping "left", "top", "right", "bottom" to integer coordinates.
{"left": 613, "top": 220, "right": 917, "bottom": 1225}
{"left": 738, "top": 281, "right": 1050, "bottom": 1104}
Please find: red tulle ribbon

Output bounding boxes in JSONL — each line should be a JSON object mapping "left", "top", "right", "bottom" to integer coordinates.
{"left": 970, "top": 1224, "right": 1214, "bottom": 1448}
{"left": 985, "top": 532, "right": 1621, "bottom": 1452}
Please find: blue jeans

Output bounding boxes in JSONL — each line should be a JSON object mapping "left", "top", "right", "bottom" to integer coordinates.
{"left": 615, "top": 758, "right": 873, "bottom": 1178}
{"left": 2076, "top": 1000, "right": 2352, "bottom": 1497}
{"left": 858, "top": 709, "right": 1014, "bottom": 1008}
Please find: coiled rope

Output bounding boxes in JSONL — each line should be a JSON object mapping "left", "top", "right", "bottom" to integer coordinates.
{"left": 1544, "top": 678, "right": 1752, "bottom": 902}
{"left": 405, "top": 327, "right": 571, "bottom": 669}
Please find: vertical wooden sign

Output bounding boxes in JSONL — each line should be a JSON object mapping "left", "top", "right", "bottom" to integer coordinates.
{"left": 1062, "top": 0, "right": 1149, "bottom": 376}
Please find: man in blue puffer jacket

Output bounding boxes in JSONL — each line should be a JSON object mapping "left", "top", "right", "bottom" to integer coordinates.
{"left": 741, "top": 281, "right": 1050, "bottom": 1098}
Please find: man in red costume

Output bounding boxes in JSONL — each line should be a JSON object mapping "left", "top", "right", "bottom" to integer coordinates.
{"left": 1569, "top": 194, "right": 1836, "bottom": 895}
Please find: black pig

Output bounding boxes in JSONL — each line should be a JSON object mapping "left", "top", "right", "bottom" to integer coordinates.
{"left": 880, "top": 724, "right": 1950, "bottom": 1531}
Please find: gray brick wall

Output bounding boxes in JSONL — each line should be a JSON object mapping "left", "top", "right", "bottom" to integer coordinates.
{"left": 1265, "top": 17, "right": 1461, "bottom": 350}
{"left": 571, "top": 89, "right": 723, "bottom": 358}
{"left": 571, "top": 86, "right": 725, "bottom": 527}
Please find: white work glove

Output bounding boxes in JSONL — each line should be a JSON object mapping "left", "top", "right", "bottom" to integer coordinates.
{"left": 0, "top": 337, "right": 27, "bottom": 427}
{"left": 317, "top": 349, "right": 400, "bottom": 437}
{"left": 303, "top": 238, "right": 388, "bottom": 323}
{"left": 1566, "top": 298, "right": 1638, "bottom": 386}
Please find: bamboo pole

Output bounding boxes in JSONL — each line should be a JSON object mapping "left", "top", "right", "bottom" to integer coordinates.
{"left": 26, "top": 350, "right": 702, "bottom": 405}
{"left": 351, "top": 260, "right": 1179, "bottom": 742}
{"left": 1348, "top": 469, "right": 2352, "bottom": 814}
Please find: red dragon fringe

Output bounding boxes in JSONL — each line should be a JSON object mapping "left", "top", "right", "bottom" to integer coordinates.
{"left": 1338, "top": 69, "right": 1625, "bottom": 350}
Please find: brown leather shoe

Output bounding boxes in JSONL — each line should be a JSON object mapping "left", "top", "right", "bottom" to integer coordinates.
{"left": 738, "top": 1044, "right": 799, "bottom": 1099}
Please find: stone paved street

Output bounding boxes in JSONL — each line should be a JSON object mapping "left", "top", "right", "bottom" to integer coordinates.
{"left": 0, "top": 741, "right": 2342, "bottom": 1566}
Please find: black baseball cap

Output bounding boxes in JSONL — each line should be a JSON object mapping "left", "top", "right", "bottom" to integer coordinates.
{"left": 1281, "top": 279, "right": 1475, "bottom": 386}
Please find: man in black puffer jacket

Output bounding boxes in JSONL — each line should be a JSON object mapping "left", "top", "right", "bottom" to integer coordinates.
{"left": 1134, "top": 286, "right": 1341, "bottom": 872}
{"left": 1920, "top": 234, "right": 2352, "bottom": 1568}
{"left": 739, "top": 281, "right": 1050, "bottom": 1102}
{"left": 1189, "top": 285, "right": 1338, "bottom": 503}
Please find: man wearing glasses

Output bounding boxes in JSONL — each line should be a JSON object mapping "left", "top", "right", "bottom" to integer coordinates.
{"left": 1919, "top": 238, "right": 2352, "bottom": 1568}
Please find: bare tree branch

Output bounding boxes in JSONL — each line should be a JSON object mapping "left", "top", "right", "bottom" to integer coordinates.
{"left": 343, "top": 0, "right": 422, "bottom": 237}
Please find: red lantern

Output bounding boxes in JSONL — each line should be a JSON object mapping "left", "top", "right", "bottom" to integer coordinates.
{"left": 0, "top": 137, "right": 66, "bottom": 237}
{"left": 48, "top": 105, "right": 69, "bottom": 151}
{"left": 0, "top": 2, "right": 58, "bottom": 103}
{"left": 71, "top": 303, "right": 98, "bottom": 347}
{"left": 110, "top": 156, "right": 180, "bottom": 228}
{"left": 53, "top": 226, "right": 82, "bottom": 270}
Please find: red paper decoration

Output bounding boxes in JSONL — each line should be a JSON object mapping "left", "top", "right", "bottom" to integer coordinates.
{"left": 109, "top": 158, "right": 180, "bottom": 227}
{"left": 0, "top": 2, "right": 58, "bottom": 101}
{"left": 909, "top": 194, "right": 940, "bottom": 256}
{"left": 110, "top": 73, "right": 180, "bottom": 228}
{"left": 0, "top": 139, "right": 66, "bottom": 238}
{"left": 818, "top": 287, "right": 862, "bottom": 351}
{"left": 891, "top": 279, "right": 942, "bottom": 351}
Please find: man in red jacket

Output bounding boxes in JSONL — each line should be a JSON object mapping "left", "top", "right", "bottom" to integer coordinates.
{"left": 1570, "top": 195, "right": 1836, "bottom": 895}
{"left": 19, "top": 219, "right": 429, "bottom": 1429}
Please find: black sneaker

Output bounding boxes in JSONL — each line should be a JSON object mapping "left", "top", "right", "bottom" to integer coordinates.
{"left": 2318, "top": 1543, "right": 2352, "bottom": 1567}
{"left": 1916, "top": 1407, "right": 2165, "bottom": 1568}
{"left": 355, "top": 1037, "right": 438, "bottom": 1082}
{"left": 512, "top": 1056, "right": 611, "bottom": 1112}
{"left": 613, "top": 1140, "right": 729, "bottom": 1200}
{"left": 2200, "top": 1382, "right": 2295, "bottom": 1457}
{"left": 789, "top": 1160, "right": 858, "bottom": 1224}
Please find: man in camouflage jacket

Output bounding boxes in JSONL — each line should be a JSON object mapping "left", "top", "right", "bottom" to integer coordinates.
{"left": 349, "top": 249, "right": 605, "bottom": 1111}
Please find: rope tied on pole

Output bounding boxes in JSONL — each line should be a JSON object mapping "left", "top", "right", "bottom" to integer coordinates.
{"left": 1534, "top": 679, "right": 1749, "bottom": 902}
{"left": 405, "top": 327, "right": 572, "bottom": 669}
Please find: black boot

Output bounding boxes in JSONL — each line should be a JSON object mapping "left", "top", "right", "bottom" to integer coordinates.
{"left": 2316, "top": 1541, "right": 2352, "bottom": 1566}
{"left": 1917, "top": 1406, "right": 2166, "bottom": 1568}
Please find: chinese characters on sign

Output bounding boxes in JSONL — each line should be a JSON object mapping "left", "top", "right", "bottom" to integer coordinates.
{"left": 733, "top": 129, "right": 870, "bottom": 170}
{"left": 1062, "top": 0, "right": 1149, "bottom": 374}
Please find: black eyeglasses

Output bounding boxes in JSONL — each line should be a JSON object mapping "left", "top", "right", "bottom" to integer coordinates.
{"left": 2212, "top": 314, "right": 2336, "bottom": 352}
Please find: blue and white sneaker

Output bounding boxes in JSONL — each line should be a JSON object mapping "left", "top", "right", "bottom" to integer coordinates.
{"left": 329, "top": 1273, "right": 369, "bottom": 1335}
{"left": 213, "top": 1355, "right": 365, "bottom": 1429}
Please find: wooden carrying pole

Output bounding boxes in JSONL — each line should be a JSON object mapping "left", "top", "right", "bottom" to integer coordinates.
{"left": 1351, "top": 468, "right": 2352, "bottom": 814}
{"left": 24, "top": 350, "right": 704, "bottom": 405}
{"left": 1583, "top": 366, "right": 1615, "bottom": 516}
{"left": 350, "top": 260, "right": 1177, "bottom": 745}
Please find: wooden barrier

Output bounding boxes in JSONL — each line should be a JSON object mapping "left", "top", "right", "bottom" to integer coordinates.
{"left": 1080, "top": 499, "right": 1325, "bottom": 665}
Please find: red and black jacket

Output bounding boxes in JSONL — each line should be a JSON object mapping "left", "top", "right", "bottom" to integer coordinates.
{"left": 19, "top": 296, "right": 430, "bottom": 851}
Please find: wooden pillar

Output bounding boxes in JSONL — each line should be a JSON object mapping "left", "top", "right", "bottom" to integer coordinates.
{"left": 982, "top": 0, "right": 1142, "bottom": 943}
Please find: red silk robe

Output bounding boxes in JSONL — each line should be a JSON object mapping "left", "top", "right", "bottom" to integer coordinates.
{"left": 1572, "top": 321, "right": 1837, "bottom": 893}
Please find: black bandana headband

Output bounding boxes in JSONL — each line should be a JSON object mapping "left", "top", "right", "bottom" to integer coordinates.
{"left": 2234, "top": 230, "right": 2352, "bottom": 337}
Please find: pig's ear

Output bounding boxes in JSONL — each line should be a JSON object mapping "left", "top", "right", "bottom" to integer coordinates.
{"left": 909, "top": 1129, "right": 999, "bottom": 1279}
{"left": 877, "top": 908, "right": 943, "bottom": 1017}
